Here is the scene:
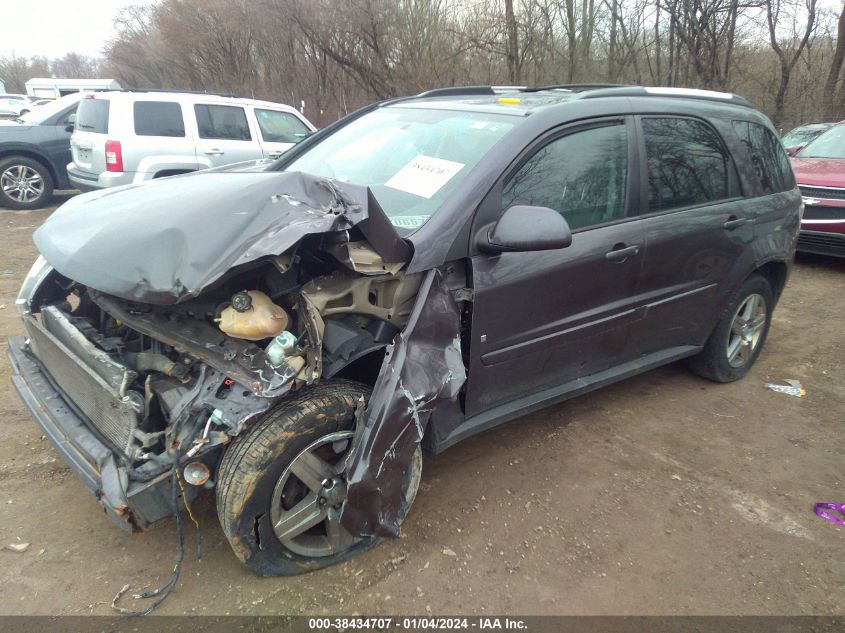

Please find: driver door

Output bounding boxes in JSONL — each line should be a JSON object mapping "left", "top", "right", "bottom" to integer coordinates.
{"left": 465, "top": 118, "right": 646, "bottom": 416}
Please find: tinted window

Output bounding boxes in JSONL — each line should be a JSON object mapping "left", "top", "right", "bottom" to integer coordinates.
{"left": 502, "top": 123, "right": 628, "bottom": 230}
{"left": 255, "top": 109, "right": 310, "bottom": 143}
{"left": 194, "top": 104, "right": 251, "bottom": 141}
{"left": 732, "top": 120, "right": 794, "bottom": 194}
{"left": 133, "top": 101, "right": 185, "bottom": 137}
{"left": 75, "top": 98, "right": 110, "bottom": 134}
{"left": 643, "top": 117, "right": 731, "bottom": 211}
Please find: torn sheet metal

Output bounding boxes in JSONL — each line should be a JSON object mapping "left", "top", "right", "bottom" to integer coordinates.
{"left": 341, "top": 268, "right": 466, "bottom": 537}
{"left": 34, "top": 169, "right": 410, "bottom": 305}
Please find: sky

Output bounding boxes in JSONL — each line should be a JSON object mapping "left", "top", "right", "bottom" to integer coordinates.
{"left": 0, "top": 0, "right": 158, "bottom": 59}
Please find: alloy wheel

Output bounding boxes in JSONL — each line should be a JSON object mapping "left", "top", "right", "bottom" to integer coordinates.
{"left": 726, "top": 292, "right": 767, "bottom": 368}
{"left": 1, "top": 164, "right": 44, "bottom": 204}
{"left": 270, "top": 430, "right": 360, "bottom": 558}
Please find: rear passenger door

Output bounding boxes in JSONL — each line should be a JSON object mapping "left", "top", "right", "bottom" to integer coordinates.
{"left": 252, "top": 108, "right": 313, "bottom": 159}
{"left": 466, "top": 118, "right": 646, "bottom": 416}
{"left": 130, "top": 100, "right": 196, "bottom": 175}
{"left": 193, "top": 103, "right": 263, "bottom": 168}
{"left": 626, "top": 115, "right": 756, "bottom": 358}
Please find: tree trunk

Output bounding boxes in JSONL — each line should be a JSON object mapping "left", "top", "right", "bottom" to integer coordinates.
{"left": 824, "top": 3, "right": 845, "bottom": 120}
{"left": 504, "top": 0, "right": 520, "bottom": 83}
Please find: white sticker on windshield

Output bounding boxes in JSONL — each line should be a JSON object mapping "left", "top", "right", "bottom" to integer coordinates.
{"left": 384, "top": 155, "right": 465, "bottom": 199}
{"left": 389, "top": 215, "right": 430, "bottom": 229}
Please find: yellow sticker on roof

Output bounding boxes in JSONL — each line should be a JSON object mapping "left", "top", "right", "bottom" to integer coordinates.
{"left": 498, "top": 97, "right": 522, "bottom": 105}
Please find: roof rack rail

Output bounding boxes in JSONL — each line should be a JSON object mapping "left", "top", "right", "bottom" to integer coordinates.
{"left": 113, "top": 88, "right": 241, "bottom": 99}
{"left": 521, "top": 83, "right": 627, "bottom": 93}
{"left": 416, "top": 86, "right": 496, "bottom": 98}
{"left": 579, "top": 86, "right": 753, "bottom": 107}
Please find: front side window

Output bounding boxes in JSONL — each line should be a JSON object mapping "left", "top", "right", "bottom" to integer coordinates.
{"left": 501, "top": 123, "right": 628, "bottom": 230}
{"left": 284, "top": 107, "right": 518, "bottom": 230}
{"left": 134, "top": 101, "right": 185, "bottom": 137}
{"left": 255, "top": 109, "right": 310, "bottom": 143}
{"left": 732, "top": 120, "right": 794, "bottom": 194}
{"left": 194, "top": 104, "right": 251, "bottom": 141}
{"left": 643, "top": 117, "right": 732, "bottom": 211}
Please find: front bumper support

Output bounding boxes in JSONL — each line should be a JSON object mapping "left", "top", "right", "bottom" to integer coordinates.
{"left": 7, "top": 336, "right": 173, "bottom": 531}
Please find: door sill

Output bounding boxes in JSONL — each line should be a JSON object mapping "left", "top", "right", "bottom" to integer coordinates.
{"left": 430, "top": 345, "right": 702, "bottom": 454}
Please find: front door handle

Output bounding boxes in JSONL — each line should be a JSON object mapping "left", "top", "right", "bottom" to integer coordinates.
{"left": 723, "top": 216, "right": 749, "bottom": 230}
{"left": 605, "top": 244, "right": 641, "bottom": 263}
{"left": 204, "top": 149, "right": 224, "bottom": 156}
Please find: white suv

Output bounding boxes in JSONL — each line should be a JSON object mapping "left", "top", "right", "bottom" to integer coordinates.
{"left": 67, "top": 91, "right": 316, "bottom": 191}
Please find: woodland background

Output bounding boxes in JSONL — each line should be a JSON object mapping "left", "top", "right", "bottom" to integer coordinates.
{"left": 2, "top": 0, "right": 844, "bottom": 130}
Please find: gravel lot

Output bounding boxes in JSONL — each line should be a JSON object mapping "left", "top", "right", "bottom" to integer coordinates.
{"left": 0, "top": 198, "right": 843, "bottom": 616}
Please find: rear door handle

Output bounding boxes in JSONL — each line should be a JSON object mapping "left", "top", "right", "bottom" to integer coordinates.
{"left": 605, "top": 244, "right": 641, "bottom": 263}
{"left": 204, "top": 149, "right": 224, "bottom": 156}
{"left": 723, "top": 216, "right": 749, "bottom": 230}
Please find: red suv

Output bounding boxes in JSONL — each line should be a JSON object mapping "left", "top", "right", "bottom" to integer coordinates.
{"left": 790, "top": 122, "right": 845, "bottom": 257}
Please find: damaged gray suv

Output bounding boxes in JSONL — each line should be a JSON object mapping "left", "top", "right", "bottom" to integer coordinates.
{"left": 9, "top": 85, "right": 800, "bottom": 576}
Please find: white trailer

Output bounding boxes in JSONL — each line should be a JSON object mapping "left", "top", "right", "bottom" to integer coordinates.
{"left": 25, "top": 78, "right": 122, "bottom": 99}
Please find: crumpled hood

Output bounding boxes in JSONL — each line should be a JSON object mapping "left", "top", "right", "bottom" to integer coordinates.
{"left": 34, "top": 170, "right": 410, "bottom": 304}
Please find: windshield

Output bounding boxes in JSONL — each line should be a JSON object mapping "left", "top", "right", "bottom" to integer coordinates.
{"left": 18, "top": 93, "right": 81, "bottom": 124}
{"left": 796, "top": 124, "right": 845, "bottom": 159}
{"left": 782, "top": 126, "right": 826, "bottom": 147}
{"left": 284, "top": 107, "right": 519, "bottom": 230}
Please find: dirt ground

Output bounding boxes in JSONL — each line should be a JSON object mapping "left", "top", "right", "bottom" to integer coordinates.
{"left": 0, "top": 197, "right": 843, "bottom": 616}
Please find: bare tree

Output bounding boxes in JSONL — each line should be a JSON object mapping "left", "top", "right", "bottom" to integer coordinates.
{"left": 765, "top": 0, "right": 818, "bottom": 127}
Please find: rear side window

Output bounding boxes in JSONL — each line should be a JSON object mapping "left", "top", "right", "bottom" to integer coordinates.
{"left": 502, "top": 122, "right": 628, "bottom": 230}
{"left": 255, "top": 109, "right": 310, "bottom": 143}
{"left": 133, "top": 101, "right": 185, "bottom": 137}
{"left": 642, "top": 117, "right": 732, "bottom": 211}
{"left": 75, "top": 98, "right": 109, "bottom": 134}
{"left": 194, "top": 104, "right": 251, "bottom": 141}
{"left": 732, "top": 121, "right": 795, "bottom": 194}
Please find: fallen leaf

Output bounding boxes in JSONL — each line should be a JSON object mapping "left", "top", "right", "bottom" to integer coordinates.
{"left": 5, "top": 543, "right": 30, "bottom": 553}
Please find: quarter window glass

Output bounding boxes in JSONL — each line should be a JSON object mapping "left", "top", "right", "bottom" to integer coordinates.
{"left": 732, "top": 121, "right": 794, "bottom": 194}
{"left": 643, "top": 117, "right": 731, "bottom": 211}
{"left": 133, "top": 101, "right": 185, "bottom": 137}
{"left": 255, "top": 109, "right": 310, "bottom": 143}
{"left": 194, "top": 104, "right": 251, "bottom": 141}
{"left": 502, "top": 123, "right": 628, "bottom": 230}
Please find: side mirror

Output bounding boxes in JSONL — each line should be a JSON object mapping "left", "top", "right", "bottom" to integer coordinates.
{"left": 65, "top": 113, "right": 76, "bottom": 132}
{"left": 479, "top": 205, "right": 572, "bottom": 253}
{"left": 786, "top": 144, "right": 803, "bottom": 157}
{"left": 293, "top": 131, "right": 313, "bottom": 143}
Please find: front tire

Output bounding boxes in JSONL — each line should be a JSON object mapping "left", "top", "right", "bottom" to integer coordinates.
{"left": 0, "top": 156, "right": 54, "bottom": 210}
{"left": 687, "top": 274, "right": 773, "bottom": 383}
{"left": 216, "top": 379, "right": 422, "bottom": 576}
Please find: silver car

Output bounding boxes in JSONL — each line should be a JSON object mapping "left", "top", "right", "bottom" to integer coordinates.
{"left": 67, "top": 91, "right": 316, "bottom": 191}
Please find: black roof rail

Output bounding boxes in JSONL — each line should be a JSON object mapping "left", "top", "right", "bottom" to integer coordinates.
{"left": 416, "top": 86, "right": 498, "bottom": 98}
{"left": 521, "top": 83, "right": 627, "bottom": 93}
{"left": 579, "top": 86, "right": 753, "bottom": 108}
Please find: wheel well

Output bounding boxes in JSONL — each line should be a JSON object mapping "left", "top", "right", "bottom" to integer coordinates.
{"left": 754, "top": 260, "right": 788, "bottom": 301}
{"left": 331, "top": 348, "right": 387, "bottom": 387}
{"left": 0, "top": 150, "right": 56, "bottom": 185}
{"left": 153, "top": 169, "right": 194, "bottom": 179}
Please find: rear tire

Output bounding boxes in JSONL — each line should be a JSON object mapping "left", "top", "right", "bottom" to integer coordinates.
{"left": 687, "top": 274, "right": 773, "bottom": 383}
{"left": 216, "top": 379, "right": 422, "bottom": 576}
{"left": 0, "top": 156, "right": 54, "bottom": 210}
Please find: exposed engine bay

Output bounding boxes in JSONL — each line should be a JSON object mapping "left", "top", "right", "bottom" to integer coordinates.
{"left": 27, "top": 238, "right": 426, "bottom": 481}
